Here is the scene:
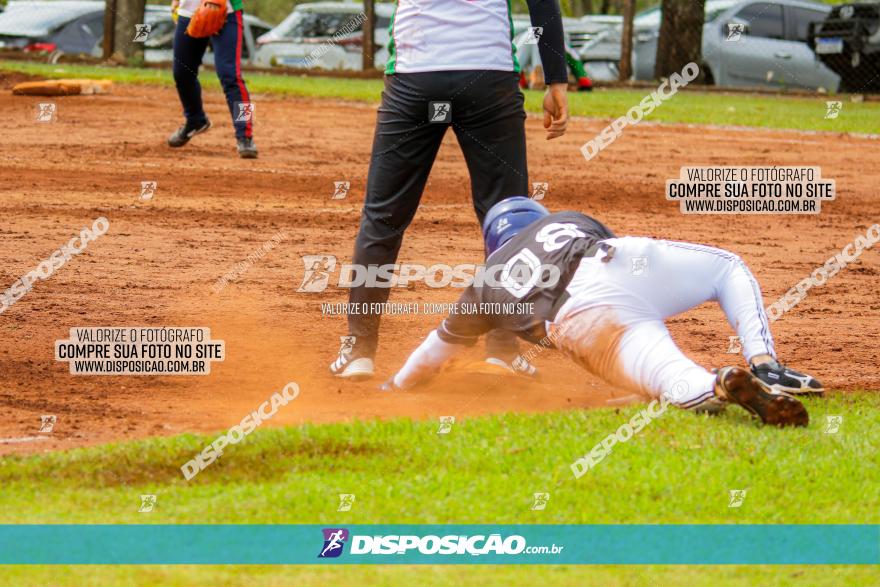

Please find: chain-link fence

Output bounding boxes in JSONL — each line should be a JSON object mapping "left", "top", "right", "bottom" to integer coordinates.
{"left": 0, "top": 0, "right": 876, "bottom": 92}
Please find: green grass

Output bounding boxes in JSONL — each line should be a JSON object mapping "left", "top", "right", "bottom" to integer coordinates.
{"left": 2, "top": 563, "right": 878, "bottom": 586}
{"left": 1, "top": 393, "right": 877, "bottom": 524}
{"left": 4, "top": 60, "right": 880, "bottom": 134}
{"left": 0, "top": 392, "right": 877, "bottom": 583}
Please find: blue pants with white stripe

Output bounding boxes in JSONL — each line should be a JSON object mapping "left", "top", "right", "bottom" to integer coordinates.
{"left": 172, "top": 11, "right": 253, "bottom": 139}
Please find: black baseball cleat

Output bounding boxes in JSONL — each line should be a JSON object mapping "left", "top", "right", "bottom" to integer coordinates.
{"left": 168, "top": 119, "right": 211, "bottom": 148}
{"left": 237, "top": 137, "right": 258, "bottom": 159}
{"left": 714, "top": 366, "right": 808, "bottom": 427}
{"left": 751, "top": 360, "right": 824, "bottom": 396}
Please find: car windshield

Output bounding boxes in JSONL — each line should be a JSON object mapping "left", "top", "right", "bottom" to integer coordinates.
{"left": 635, "top": 0, "right": 738, "bottom": 27}
{"left": 0, "top": 4, "right": 96, "bottom": 36}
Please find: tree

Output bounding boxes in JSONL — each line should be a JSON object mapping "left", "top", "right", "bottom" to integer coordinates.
{"left": 103, "top": 0, "right": 147, "bottom": 62}
{"left": 570, "top": 0, "right": 594, "bottom": 17}
{"left": 619, "top": 0, "right": 636, "bottom": 81}
{"left": 653, "top": 0, "right": 705, "bottom": 80}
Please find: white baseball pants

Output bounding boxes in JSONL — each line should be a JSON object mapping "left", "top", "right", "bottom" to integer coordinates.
{"left": 550, "top": 237, "right": 775, "bottom": 407}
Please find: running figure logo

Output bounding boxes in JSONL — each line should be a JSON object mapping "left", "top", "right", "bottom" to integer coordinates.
{"left": 437, "top": 416, "right": 455, "bottom": 434}
{"left": 726, "top": 23, "right": 745, "bottom": 42}
{"left": 728, "top": 489, "right": 747, "bottom": 508}
{"left": 726, "top": 336, "right": 743, "bottom": 354}
{"left": 138, "top": 494, "right": 157, "bottom": 513}
{"left": 630, "top": 256, "right": 648, "bottom": 276}
{"left": 140, "top": 181, "right": 157, "bottom": 201}
{"left": 530, "top": 492, "right": 550, "bottom": 511}
{"left": 523, "top": 27, "right": 543, "bottom": 45}
{"left": 429, "top": 101, "right": 451, "bottom": 123}
{"left": 531, "top": 182, "right": 548, "bottom": 201}
{"left": 825, "top": 101, "right": 842, "bottom": 120}
{"left": 332, "top": 181, "right": 350, "bottom": 200}
{"left": 337, "top": 494, "right": 355, "bottom": 512}
{"left": 133, "top": 24, "right": 152, "bottom": 42}
{"left": 297, "top": 255, "right": 337, "bottom": 292}
{"left": 36, "top": 103, "right": 57, "bottom": 123}
{"left": 39, "top": 415, "right": 57, "bottom": 433}
{"left": 235, "top": 102, "right": 255, "bottom": 123}
{"left": 318, "top": 528, "right": 349, "bottom": 558}
{"left": 339, "top": 336, "right": 356, "bottom": 355}
{"left": 824, "top": 415, "right": 843, "bottom": 434}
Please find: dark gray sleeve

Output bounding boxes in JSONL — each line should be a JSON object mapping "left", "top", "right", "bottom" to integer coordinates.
{"left": 526, "top": 0, "right": 569, "bottom": 85}
{"left": 436, "top": 287, "right": 493, "bottom": 346}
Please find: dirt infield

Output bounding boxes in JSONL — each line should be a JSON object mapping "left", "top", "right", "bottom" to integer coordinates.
{"left": 1, "top": 82, "right": 877, "bottom": 455}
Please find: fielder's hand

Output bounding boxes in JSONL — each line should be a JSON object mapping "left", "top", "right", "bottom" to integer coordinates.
{"left": 543, "top": 83, "right": 569, "bottom": 140}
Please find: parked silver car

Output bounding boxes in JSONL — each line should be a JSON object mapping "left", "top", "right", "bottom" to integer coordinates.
{"left": 633, "top": 0, "right": 840, "bottom": 90}
{"left": 0, "top": 1, "right": 271, "bottom": 65}
{"left": 253, "top": 2, "right": 395, "bottom": 70}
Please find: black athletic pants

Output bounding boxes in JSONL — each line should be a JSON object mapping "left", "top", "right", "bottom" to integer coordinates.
{"left": 348, "top": 70, "right": 529, "bottom": 358}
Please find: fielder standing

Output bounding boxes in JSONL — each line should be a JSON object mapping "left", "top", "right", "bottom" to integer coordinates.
{"left": 168, "top": 0, "right": 257, "bottom": 158}
{"left": 331, "top": 0, "right": 571, "bottom": 380}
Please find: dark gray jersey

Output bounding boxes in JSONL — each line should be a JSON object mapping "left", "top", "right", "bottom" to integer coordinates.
{"left": 437, "top": 211, "right": 615, "bottom": 345}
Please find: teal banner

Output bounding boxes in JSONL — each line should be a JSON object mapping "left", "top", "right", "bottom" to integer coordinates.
{"left": 0, "top": 525, "right": 876, "bottom": 565}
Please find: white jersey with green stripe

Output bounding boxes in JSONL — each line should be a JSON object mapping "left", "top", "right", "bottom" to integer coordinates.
{"left": 385, "top": 0, "right": 520, "bottom": 74}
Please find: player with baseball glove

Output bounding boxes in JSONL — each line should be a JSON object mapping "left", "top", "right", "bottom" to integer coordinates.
{"left": 168, "top": 0, "right": 257, "bottom": 158}
{"left": 381, "top": 197, "right": 822, "bottom": 427}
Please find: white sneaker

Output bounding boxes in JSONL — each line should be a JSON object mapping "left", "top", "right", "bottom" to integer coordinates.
{"left": 485, "top": 355, "right": 539, "bottom": 379}
{"left": 330, "top": 354, "right": 375, "bottom": 380}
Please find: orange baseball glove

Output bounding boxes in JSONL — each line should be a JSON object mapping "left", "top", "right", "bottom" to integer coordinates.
{"left": 185, "top": 0, "right": 227, "bottom": 38}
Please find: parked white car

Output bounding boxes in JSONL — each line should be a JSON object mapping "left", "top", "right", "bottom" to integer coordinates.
{"left": 253, "top": 2, "right": 394, "bottom": 70}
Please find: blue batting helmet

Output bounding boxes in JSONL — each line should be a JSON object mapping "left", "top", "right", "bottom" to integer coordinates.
{"left": 482, "top": 197, "right": 550, "bottom": 256}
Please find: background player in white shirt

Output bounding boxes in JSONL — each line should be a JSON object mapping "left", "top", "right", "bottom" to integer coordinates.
{"left": 381, "top": 197, "right": 822, "bottom": 427}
